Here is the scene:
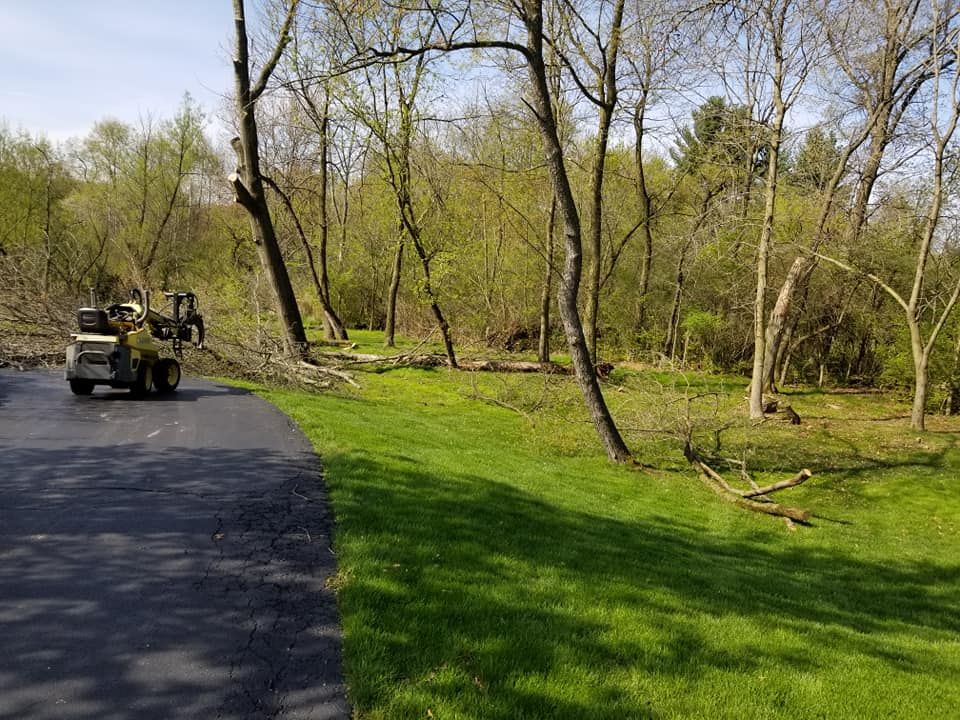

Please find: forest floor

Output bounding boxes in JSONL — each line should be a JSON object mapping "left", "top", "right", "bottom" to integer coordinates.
{"left": 239, "top": 330, "right": 959, "bottom": 719}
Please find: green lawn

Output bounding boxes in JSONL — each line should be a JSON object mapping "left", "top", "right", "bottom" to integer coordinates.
{"left": 257, "top": 355, "right": 960, "bottom": 719}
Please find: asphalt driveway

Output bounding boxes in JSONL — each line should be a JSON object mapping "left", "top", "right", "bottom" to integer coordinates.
{"left": 0, "top": 370, "right": 349, "bottom": 719}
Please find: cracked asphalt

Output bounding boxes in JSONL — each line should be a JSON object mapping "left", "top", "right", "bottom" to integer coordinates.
{"left": 0, "top": 370, "right": 349, "bottom": 720}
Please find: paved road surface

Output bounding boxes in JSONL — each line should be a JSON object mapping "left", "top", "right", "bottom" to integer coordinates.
{"left": 0, "top": 370, "right": 349, "bottom": 719}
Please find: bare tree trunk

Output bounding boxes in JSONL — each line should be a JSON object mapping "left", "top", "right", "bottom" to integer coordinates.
{"left": 538, "top": 196, "right": 556, "bottom": 363}
{"left": 774, "top": 312, "right": 797, "bottom": 388}
{"left": 583, "top": 0, "right": 626, "bottom": 365}
{"left": 749, "top": 213, "right": 772, "bottom": 419}
{"left": 633, "top": 102, "right": 655, "bottom": 335}
{"left": 663, "top": 250, "right": 685, "bottom": 361}
{"left": 408, "top": 227, "right": 458, "bottom": 368}
{"left": 384, "top": 232, "right": 403, "bottom": 347}
{"left": 583, "top": 109, "right": 610, "bottom": 365}
{"left": 911, "top": 330, "right": 930, "bottom": 431}
{"left": 523, "top": 1, "right": 631, "bottom": 462}
{"left": 317, "top": 88, "right": 349, "bottom": 341}
{"left": 749, "top": 54, "right": 785, "bottom": 419}
{"left": 393, "top": 177, "right": 458, "bottom": 367}
{"left": 371, "top": 46, "right": 457, "bottom": 366}
{"left": 905, "top": 119, "right": 958, "bottom": 429}
{"left": 779, "top": 343, "right": 795, "bottom": 388}
{"left": 229, "top": 0, "right": 307, "bottom": 358}
{"left": 905, "top": 65, "right": 959, "bottom": 430}
{"left": 261, "top": 175, "right": 341, "bottom": 343}
{"left": 762, "top": 256, "right": 809, "bottom": 392}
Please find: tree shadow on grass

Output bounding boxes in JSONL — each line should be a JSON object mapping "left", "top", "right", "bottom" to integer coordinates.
{"left": 801, "top": 433, "right": 960, "bottom": 480}
{"left": 329, "top": 451, "right": 960, "bottom": 719}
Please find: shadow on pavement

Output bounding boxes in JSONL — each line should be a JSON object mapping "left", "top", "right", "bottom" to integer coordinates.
{"left": 0, "top": 428, "right": 348, "bottom": 719}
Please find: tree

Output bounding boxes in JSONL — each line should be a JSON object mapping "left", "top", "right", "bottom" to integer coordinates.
{"left": 519, "top": 1, "right": 632, "bottom": 459}
{"left": 622, "top": 0, "right": 687, "bottom": 333}
{"left": 760, "top": 0, "right": 959, "bottom": 394}
{"left": 0, "top": 130, "right": 76, "bottom": 321}
{"left": 699, "top": 0, "right": 819, "bottom": 419}
{"left": 556, "top": 0, "right": 627, "bottom": 365}
{"left": 354, "top": 13, "right": 458, "bottom": 363}
{"left": 332, "top": 0, "right": 632, "bottom": 460}
{"left": 229, "top": 0, "right": 308, "bottom": 357}
{"left": 62, "top": 102, "right": 216, "bottom": 293}
{"left": 747, "top": 0, "right": 796, "bottom": 420}
{"left": 283, "top": 21, "right": 351, "bottom": 341}
{"left": 818, "top": 18, "right": 960, "bottom": 430}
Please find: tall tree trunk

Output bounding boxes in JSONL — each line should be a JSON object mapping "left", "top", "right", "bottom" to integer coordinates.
{"left": 777, "top": 334, "right": 795, "bottom": 388}
{"left": 584, "top": 104, "right": 612, "bottom": 364}
{"left": 523, "top": 0, "right": 631, "bottom": 462}
{"left": 663, "top": 249, "right": 686, "bottom": 361}
{"left": 229, "top": 0, "right": 307, "bottom": 358}
{"left": 539, "top": 196, "right": 557, "bottom": 363}
{"left": 762, "top": 256, "right": 808, "bottom": 391}
{"left": 416, "top": 249, "right": 457, "bottom": 367}
{"left": 384, "top": 230, "right": 403, "bottom": 347}
{"left": 749, "top": 38, "right": 786, "bottom": 420}
{"left": 393, "top": 176, "right": 457, "bottom": 367}
{"left": 905, "top": 111, "right": 958, "bottom": 430}
{"left": 633, "top": 102, "right": 655, "bottom": 334}
{"left": 583, "top": 0, "right": 625, "bottom": 365}
{"left": 317, "top": 88, "right": 349, "bottom": 341}
{"left": 374, "top": 54, "right": 457, "bottom": 366}
{"left": 910, "top": 326, "right": 929, "bottom": 431}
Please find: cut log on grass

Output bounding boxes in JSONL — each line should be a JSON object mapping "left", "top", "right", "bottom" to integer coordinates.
{"left": 317, "top": 351, "right": 448, "bottom": 368}
{"left": 740, "top": 469, "right": 812, "bottom": 498}
{"left": 684, "top": 443, "right": 812, "bottom": 524}
{"left": 694, "top": 462, "right": 812, "bottom": 523}
{"left": 316, "top": 352, "right": 574, "bottom": 375}
{"left": 295, "top": 359, "right": 360, "bottom": 388}
{"left": 460, "top": 360, "right": 571, "bottom": 374}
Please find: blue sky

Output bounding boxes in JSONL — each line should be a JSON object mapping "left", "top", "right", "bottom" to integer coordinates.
{"left": 0, "top": 2, "right": 235, "bottom": 141}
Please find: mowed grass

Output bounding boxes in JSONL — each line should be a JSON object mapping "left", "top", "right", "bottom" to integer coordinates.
{"left": 258, "top": 355, "right": 960, "bottom": 719}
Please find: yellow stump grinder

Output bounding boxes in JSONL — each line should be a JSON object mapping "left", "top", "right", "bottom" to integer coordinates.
{"left": 65, "top": 289, "right": 204, "bottom": 396}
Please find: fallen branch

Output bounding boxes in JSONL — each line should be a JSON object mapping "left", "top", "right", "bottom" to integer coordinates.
{"left": 460, "top": 360, "right": 571, "bottom": 374}
{"left": 685, "top": 443, "right": 812, "bottom": 524}
{"left": 740, "top": 469, "right": 812, "bottom": 498}
{"left": 317, "top": 351, "right": 447, "bottom": 368}
{"left": 693, "top": 461, "right": 812, "bottom": 523}
{"left": 296, "top": 359, "right": 360, "bottom": 388}
{"left": 315, "top": 352, "right": 574, "bottom": 375}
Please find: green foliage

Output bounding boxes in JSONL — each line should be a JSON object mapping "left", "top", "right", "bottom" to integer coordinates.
{"left": 876, "top": 326, "right": 915, "bottom": 389}
{"left": 681, "top": 309, "right": 726, "bottom": 367}
{"left": 786, "top": 127, "right": 842, "bottom": 192}
{"left": 5, "top": 70, "right": 960, "bottom": 397}
{"left": 681, "top": 308, "right": 724, "bottom": 338}
{"left": 671, "top": 96, "right": 766, "bottom": 181}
